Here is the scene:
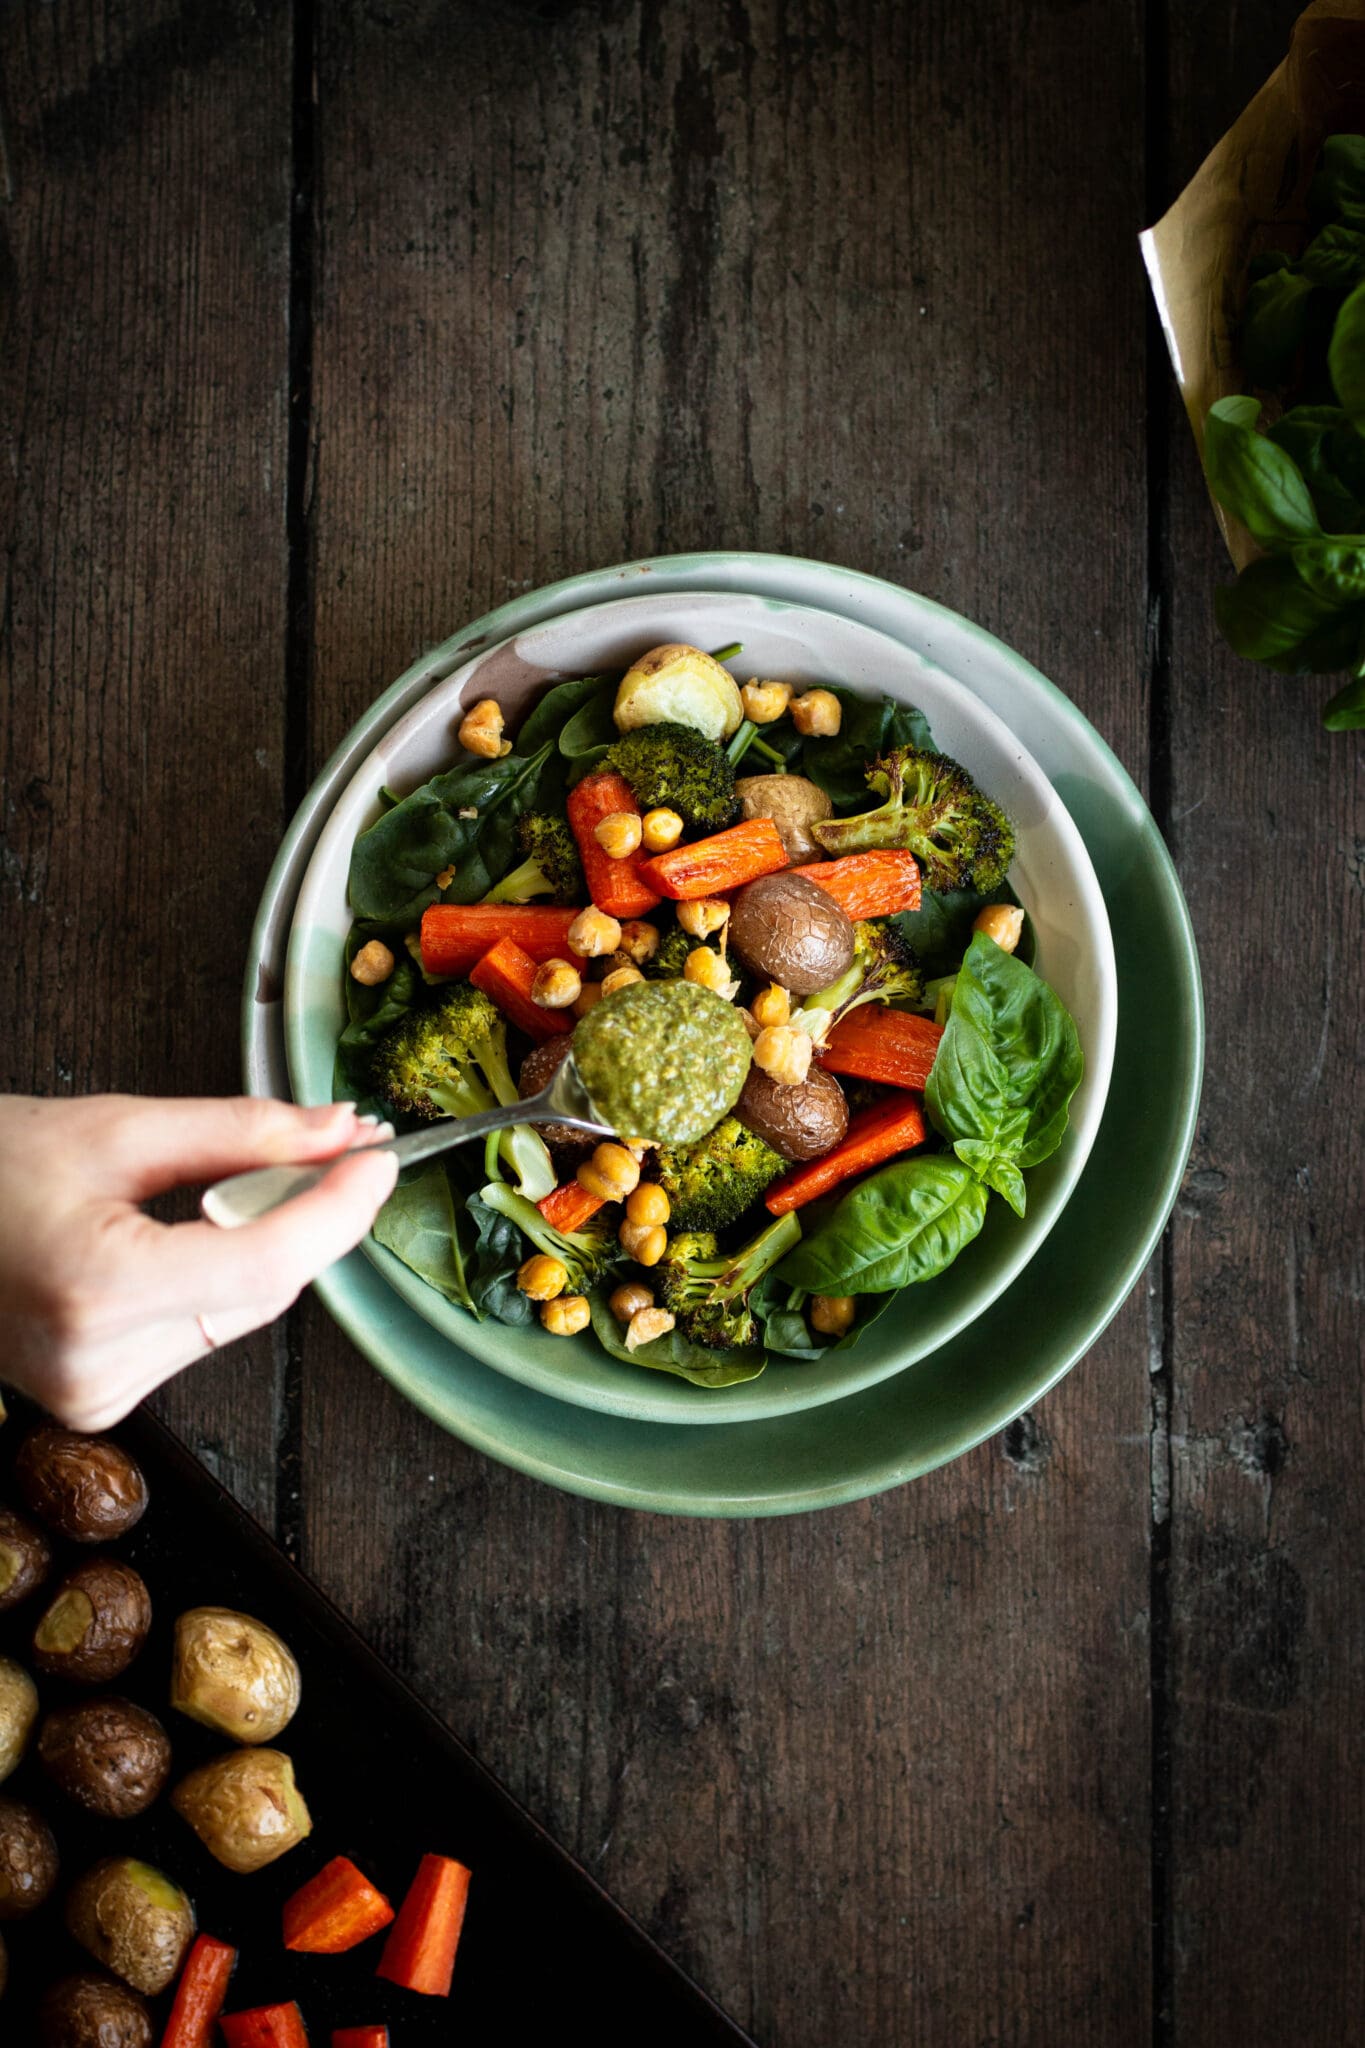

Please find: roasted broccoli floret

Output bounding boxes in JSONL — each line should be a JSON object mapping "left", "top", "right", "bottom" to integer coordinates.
{"left": 370, "top": 984, "right": 519, "bottom": 1122}
{"left": 478, "top": 1180, "right": 617, "bottom": 1296}
{"left": 484, "top": 810, "right": 584, "bottom": 905}
{"left": 652, "top": 1115, "right": 785, "bottom": 1231}
{"left": 656, "top": 1212, "right": 802, "bottom": 1349}
{"left": 606, "top": 721, "right": 739, "bottom": 832}
{"left": 641, "top": 919, "right": 693, "bottom": 981}
{"left": 801, "top": 918, "right": 924, "bottom": 1030}
{"left": 812, "top": 747, "right": 1015, "bottom": 893}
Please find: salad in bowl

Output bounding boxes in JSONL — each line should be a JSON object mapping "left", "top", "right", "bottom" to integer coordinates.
{"left": 328, "top": 635, "right": 1087, "bottom": 1393}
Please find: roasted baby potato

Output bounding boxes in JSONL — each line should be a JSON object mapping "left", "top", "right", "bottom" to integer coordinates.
{"left": 15, "top": 1429, "right": 148, "bottom": 1543}
{"left": 0, "top": 1657, "right": 39, "bottom": 1784}
{"left": 32, "top": 1561, "right": 152, "bottom": 1685}
{"left": 0, "top": 1792, "right": 59, "bottom": 1918}
{"left": 0, "top": 1503, "right": 53, "bottom": 1609}
{"left": 66, "top": 1857, "right": 194, "bottom": 1996}
{"left": 728, "top": 871, "right": 856, "bottom": 995}
{"left": 613, "top": 643, "right": 744, "bottom": 742}
{"left": 735, "top": 1062, "right": 850, "bottom": 1162}
{"left": 735, "top": 772, "right": 833, "bottom": 864}
{"left": 171, "top": 1607, "right": 302, "bottom": 1745}
{"left": 172, "top": 1748, "right": 311, "bottom": 1873}
{"left": 39, "top": 1698, "right": 172, "bottom": 1820}
{"left": 39, "top": 1972, "right": 153, "bottom": 2048}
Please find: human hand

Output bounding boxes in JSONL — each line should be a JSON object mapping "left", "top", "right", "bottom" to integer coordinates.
{"left": 0, "top": 1094, "right": 398, "bottom": 1431}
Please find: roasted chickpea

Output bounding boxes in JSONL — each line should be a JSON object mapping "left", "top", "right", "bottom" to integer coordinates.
{"left": 434, "top": 863, "right": 457, "bottom": 889}
{"left": 349, "top": 939, "right": 395, "bottom": 986}
{"left": 753, "top": 1024, "right": 813, "bottom": 1087}
{"left": 567, "top": 905, "right": 622, "bottom": 958}
{"left": 640, "top": 807, "right": 684, "bottom": 852}
{"left": 750, "top": 982, "right": 792, "bottom": 1029}
{"left": 740, "top": 679, "right": 792, "bottom": 723}
{"left": 626, "top": 1183, "right": 670, "bottom": 1228}
{"left": 541, "top": 1295, "right": 591, "bottom": 1336}
{"left": 789, "top": 688, "right": 842, "bottom": 737}
{"left": 594, "top": 811, "right": 642, "bottom": 860}
{"left": 617, "top": 920, "right": 659, "bottom": 964}
{"left": 458, "top": 697, "right": 510, "bottom": 758}
{"left": 608, "top": 1280, "right": 655, "bottom": 1323}
{"left": 573, "top": 982, "right": 605, "bottom": 1018}
{"left": 624, "top": 1306, "right": 675, "bottom": 1351}
{"left": 684, "top": 946, "right": 735, "bottom": 995}
{"left": 810, "top": 1295, "right": 856, "bottom": 1337}
{"left": 973, "top": 903, "right": 1026, "bottom": 953}
{"left": 576, "top": 1142, "right": 641, "bottom": 1203}
{"left": 531, "top": 958, "right": 582, "bottom": 1009}
{"left": 677, "top": 897, "right": 730, "bottom": 939}
{"left": 600, "top": 964, "right": 644, "bottom": 996}
{"left": 618, "top": 1218, "right": 667, "bottom": 1265}
{"left": 517, "top": 1254, "right": 568, "bottom": 1301}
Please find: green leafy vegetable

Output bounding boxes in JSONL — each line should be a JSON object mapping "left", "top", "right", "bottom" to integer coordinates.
{"left": 348, "top": 742, "right": 559, "bottom": 924}
{"left": 1203, "top": 396, "right": 1322, "bottom": 546}
{"left": 750, "top": 1276, "right": 894, "bottom": 1358}
{"left": 1240, "top": 268, "right": 1318, "bottom": 388}
{"left": 1328, "top": 278, "right": 1365, "bottom": 429}
{"left": 775, "top": 1155, "right": 989, "bottom": 1296}
{"left": 371, "top": 1164, "right": 476, "bottom": 1315}
{"left": 587, "top": 1291, "right": 767, "bottom": 1387}
{"left": 334, "top": 932, "right": 420, "bottom": 1104}
{"left": 797, "top": 689, "right": 936, "bottom": 812}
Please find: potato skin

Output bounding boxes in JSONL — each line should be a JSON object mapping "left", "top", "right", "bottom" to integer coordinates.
{"left": 0, "top": 1793, "right": 59, "bottom": 1919}
{"left": 39, "top": 1698, "right": 172, "bottom": 1820}
{"left": 15, "top": 1430, "right": 148, "bottom": 1544}
{"left": 728, "top": 873, "right": 856, "bottom": 996}
{"left": 734, "top": 1064, "right": 850, "bottom": 1163}
{"left": 735, "top": 774, "right": 833, "bottom": 864}
{"left": 172, "top": 1747, "right": 312, "bottom": 1873}
{"left": 170, "top": 1608, "right": 302, "bottom": 1745}
{"left": 0, "top": 1658, "right": 39, "bottom": 1784}
{"left": 66, "top": 1857, "right": 194, "bottom": 1997}
{"left": 32, "top": 1562, "right": 152, "bottom": 1685}
{"left": 38, "top": 1972, "right": 153, "bottom": 2048}
{"left": 0, "top": 1503, "right": 53, "bottom": 1609}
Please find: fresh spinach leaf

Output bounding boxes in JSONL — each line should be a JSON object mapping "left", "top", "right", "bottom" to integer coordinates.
{"left": 895, "top": 881, "right": 1028, "bottom": 980}
{"left": 463, "top": 1188, "right": 538, "bottom": 1326}
{"left": 750, "top": 1276, "right": 895, "bottom": 1358}
{"left": 798, "top": 689, "right": 936, "bottom": 812}
{"left": 371, "top": 1164, "right": 476, "bottom": 1315}
{"left": 555, "top": 679, "right": 620, "bottom": 760}
{"left": 516, "top": 672, "right": 611, "bottom": 755}
{"left": 587, "top": 1291, "right": 767, "bottom": 1387}
{"left": 347, "top": 742, "right": 556, "bottom": 924}
{"left": 1204, "top": 396, "right": 1322, "bottom": 546}
{"left": 333, "top": 933, "right": 419, "bottom": 1103}
{"left": 1240, "top": 267, "right": 1318, "bottom": 388}
{"left": 1328, "top": 277, "right": 1365, "bottom": 430}
{"left": 925, "top": 931, "right": 1083, "bottom": 1216}
{"left": 775, "top": 1155, "right": 989, "bottom": 1295}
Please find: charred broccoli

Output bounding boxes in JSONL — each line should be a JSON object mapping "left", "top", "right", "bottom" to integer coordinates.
{"left": 652, "top": 1114, "right": 785, "bottom": 1231}
{"left": 812, "top": 747, "right": 1015, "bottom": 893}
{"left": 478, "top": 1180, "right": 617, "bottom": 1296}
{"left": 802, "top": 919, "right": 924, "bottom": 1031}
{"left": 641, "top": 919, "right": 694, "bottom": 981}
{"left": 606, "top": 721, "right": 738, "bottom": 832}
{"left": 484, "top": 810, "right": 584, "bottom": 904}
{"left": 656, "top": 1212, "right": 802, "bottom": 1349}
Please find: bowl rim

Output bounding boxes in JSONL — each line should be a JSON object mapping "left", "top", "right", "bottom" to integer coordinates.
{"left": 241, "top": 551, "right": 1202, "bottom": 1514}
{"left": 282, "top": 586, "right": 1117, "bottom": 1423}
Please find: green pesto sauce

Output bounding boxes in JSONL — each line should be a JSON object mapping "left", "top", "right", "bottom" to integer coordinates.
{"left": 572, "top": 980, "right": 753, "bottom": 1146}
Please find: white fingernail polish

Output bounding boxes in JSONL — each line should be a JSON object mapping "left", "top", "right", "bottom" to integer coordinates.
{"left": 357, "top": 1112, "right": 381, "bottom": 1126}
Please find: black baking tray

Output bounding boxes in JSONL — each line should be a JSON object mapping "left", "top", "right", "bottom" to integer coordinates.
{"left": 0, "top": 1403, "right": 756, "bottom": 2043}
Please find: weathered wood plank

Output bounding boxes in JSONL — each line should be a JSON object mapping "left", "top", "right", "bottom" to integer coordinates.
{"left": 1162, "top": 7, "right": 1365, "bottom": 2042}
{"left": 303, "top": 4, "right": 1154, "bottom": 2041}
{"left": 0, "top": 0, "right": 293, "bottom": 1519}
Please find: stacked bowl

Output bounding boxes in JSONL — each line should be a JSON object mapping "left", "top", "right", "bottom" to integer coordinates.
{"left": 246, "top": 555, "right": 1202, "bottom": 1515}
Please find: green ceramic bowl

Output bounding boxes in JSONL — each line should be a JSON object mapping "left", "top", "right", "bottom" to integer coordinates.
{"left": 283, "top": 592, "right": 1117, "bottom": 1423}
{"left": 244, "top": 553, "right": 1202, "bottom": 1515}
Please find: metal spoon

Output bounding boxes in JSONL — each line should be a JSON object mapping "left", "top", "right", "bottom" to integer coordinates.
{"left": 200, "top": 1054, "right": 613, "bottom": 1229}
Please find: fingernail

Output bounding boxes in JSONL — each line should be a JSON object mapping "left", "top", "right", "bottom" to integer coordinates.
{"left": 357, "top": 1112, "right": 381, "bottom": 1127}
{"left": 373, "top": 1120, "right": 396, "bottom": 1143}
{"left": 303, "top": 1101, "right": 353, "bottom": 1126}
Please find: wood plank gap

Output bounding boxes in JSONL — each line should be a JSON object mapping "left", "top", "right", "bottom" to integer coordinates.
{"left": 1143, "top": 5, "right": 1176, "bottom": 2043}
{"left": 279, "top": 0, "right": 320, "bottom": 1560}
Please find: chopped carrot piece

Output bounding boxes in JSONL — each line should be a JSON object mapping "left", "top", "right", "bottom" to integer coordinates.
{"left": 469, "top": 937, "right": 572, "bottom": 1042}
{"left": 331, "top": 2031, "right": 389, "bottom": 2048}
{"left": 816, "top": 1006, "right": 943, "bottom": 1090}
{"left": 160, "top": 1932, "right": 237, "bottom": 2048}
{"left": 283, "top": 1856, "right": 395, "bottom": 1955}
{"left": 219, "top": 2005, "right": 309, "bottom": 2048}
{"left": 790, "top": 850, "right": 921, "bottom": 918}
{"left": 420, "top": 903, "right": 581, "bottom": 978}
{"left": 566, "top": 772, "right": 661, "bottom": 918}
{"left": 765, "top": 1095, "right": 928, "bottom": 1213}
{"left": 637, "top": 817, "right": 788, "bottom": 899}
{"left": 537, "top": 1181, "right": 607, "bottom": 1232}
{"left": 376, "top": 1853, "right": 472, "bottom": 1999}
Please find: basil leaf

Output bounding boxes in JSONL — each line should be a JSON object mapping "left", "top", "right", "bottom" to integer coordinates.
{"left": 925, "top": 931, "right": 1083, "bottom": 1207}
{"left": 517, "top": 672, "right": 612, "bottom": 755}
{"left": 1240, "top": 268, "right": 1318, "bottom": 388}
{"left": 372, "top": 1164, "right": 477, "bottom": 1315}
{"left": 1204, "top": 396, "right": 1322, "bottom": 546}
{"left": 1329, "top": 278, "right": 1365, "bottom": 429}
{"left": 1323, "top": 673, "right": 1365, "bottom": 729}
{"left": 587, "top": 1291, "right": 766, "bottom": 1387}
{"left": 1310, "top": 135, "right": 1365, "bottom": 227}
{"left": 1302, "top": 224, "right": 1365, "bottom": 290}
{"left": 798, "top": 689, "right": 936, "bottom": 812}
{"left": 775, "top": 1155, "right": 989, "bottom": 1295}
{"left": 1291, "top": 542, "right": 1365, "bottom": 605}
{"left": 1213, "top": 554, "right": 1346, "bottom": 663}
{"left": 1268, "top": 407, "right": 1365, "bottom": 531}
{"left": 347, "top": 743, "right": 555, "bottom": 924}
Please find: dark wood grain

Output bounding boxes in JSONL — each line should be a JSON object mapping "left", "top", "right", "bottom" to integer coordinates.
{"left": 1161, "top": 10, "right": 1365, "bottom": 2045}
{"left": 302, "top": 4, "right": 1154, "bottom": 2041}
{"left": 0, "top": 0, "right": 292, "bottom": 1517}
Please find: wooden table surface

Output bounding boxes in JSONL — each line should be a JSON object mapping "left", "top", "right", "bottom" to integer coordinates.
{"left": 4, "top": 3, "right": 1362, "bottom": 2041}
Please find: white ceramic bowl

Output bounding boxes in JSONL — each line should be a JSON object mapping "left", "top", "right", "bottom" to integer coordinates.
{"left": 285, "top": 590, "right": 1116, "bottom": 1423}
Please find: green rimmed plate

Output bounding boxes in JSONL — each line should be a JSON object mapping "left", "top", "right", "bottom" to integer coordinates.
{"left": 243, "top": 553, "right": 1202, "bottom": 1515}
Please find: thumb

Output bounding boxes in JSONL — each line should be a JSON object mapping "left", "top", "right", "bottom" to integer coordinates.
{"left": 99, "top": 1095, "right": 377, "bottom": 1199}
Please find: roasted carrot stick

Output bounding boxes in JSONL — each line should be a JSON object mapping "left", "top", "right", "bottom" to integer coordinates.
{"left": 790, "top": 850, "right": 921, "bottom": 918}
{"left": 283, "top": 1857, "right": 395, "bottom": 1955}
{"left": 566, "top": 771, "right": 661, "bottom": 918}
{"left": 376, "top": 1853, "right": 472, "bottom": 1999}
{"left": 637, "top": 816, "right": 788, "bottom": 899}
{"left": 219, "top": 2005, "right": 310, "bottom": 2048}
{"left": 537, "top": 1181, "right": 607, "bottom": 1232}
{"left": 469, "top": 937, "right": 572, "bottom": 1043}
{"left": 420, "top": 903, "right": 581, "bottom": 978}
{"left": 331, "top": 2031, "right": 389, "bottom": 2048}
{"left": 160, "top": 1932, "right": 237, "bottom": 2048}
{"left": 816, "top": 1006, "right": 943, "bottom": 1091}
{"left": 765, "top": 1095, "right": 928, "bottom": 1213}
